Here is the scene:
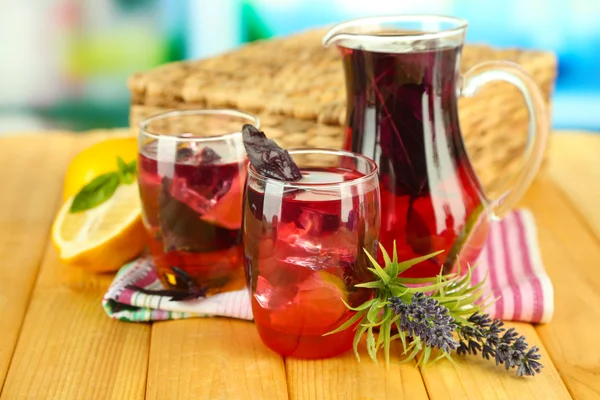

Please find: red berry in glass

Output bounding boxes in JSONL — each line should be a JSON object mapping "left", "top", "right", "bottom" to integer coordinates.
{"left": 243, "top": 145, "right": 380, "bottom": 359}
{"left": 338, "top": 40, "right": 489, "bottom": 278}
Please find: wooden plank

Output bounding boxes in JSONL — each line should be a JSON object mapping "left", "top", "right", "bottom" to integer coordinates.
{"left": 1, "top": 254, "right": 150, "bottom": 400}
{"left": 519, "top": 170, "right": 600, "bottom": 399}
{"left": 421, "top": 322, "right": 571, "bottom": 400}
{"left": 285, "top": 342, "right": 428, "bottom": 400}
{"left": 545, "top": 132, "right": 600, "bottom": 240}
{"left": 1, "top": 132, "right": 151, "bottom": 400}
{"left": 146, "top": 318, "right": 289, "bottom": 400}
{"left": 0, "top": 133, "right": 79, "bottom": 390}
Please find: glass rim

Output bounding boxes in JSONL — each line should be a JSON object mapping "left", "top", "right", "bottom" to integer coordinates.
{"left": 138, "top": 109, "right": 261, "bottom": 143}
{"left": 248, "top": 148, "right": 379, "bottom": 189}
{"left": 322, "top": 14, "right": 468, "bottom": 46}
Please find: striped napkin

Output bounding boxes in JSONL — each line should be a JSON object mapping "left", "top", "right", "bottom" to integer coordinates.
{"left": 102, "top": 209, "right": 553, "bottom": 323}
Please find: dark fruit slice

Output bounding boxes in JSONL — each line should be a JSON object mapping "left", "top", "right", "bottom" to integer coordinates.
{"left": 242, "top": 124, "right": 302, "bottom": 182}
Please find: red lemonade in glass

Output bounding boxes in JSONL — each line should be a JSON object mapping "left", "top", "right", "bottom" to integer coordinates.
{"left": 138, "top": 110, "right": 258, "bottom": 295}
{"left": 139, "top": 150, "right": 246, "bottom": 293}
{"left": 243, "top": 150, "right": 380, "bottom": 359}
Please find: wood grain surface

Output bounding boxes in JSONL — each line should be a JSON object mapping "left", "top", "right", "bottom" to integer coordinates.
{"left": 421, "top": 323, "right": 570, "bottom": 400}
{"left": 0, "top": 132, "right": 150, "bottom": 400}
{"left": 520, "top": 132, "right": 600, "bottom": 399}
{"left": 0, "top": 130, "right": 598, "bottom": 399}
{"left": 0, "top": 133, "right": 78, "bottom": 390}
{"left": 285, "top": 342, "right": 428, "bottom": 400}
{"left": 147, "top": 318, "right": 288, "bottom": 400}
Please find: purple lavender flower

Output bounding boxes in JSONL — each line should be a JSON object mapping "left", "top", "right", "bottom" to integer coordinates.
{"left": 456, "top": 312, "right": 543, "bottom": 376}
{"left": 388, "top": 292, "right": 458, "bottom": 353}
{"left": 389, "top": 294, "right": 543, "bottom": 377}
{"left": 518, "top": 346, "right": 543, "bottom": 377}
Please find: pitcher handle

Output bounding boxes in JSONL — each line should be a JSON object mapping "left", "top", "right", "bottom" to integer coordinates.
{"left": 460, "top": 60, "right": 549, "bottom": 218}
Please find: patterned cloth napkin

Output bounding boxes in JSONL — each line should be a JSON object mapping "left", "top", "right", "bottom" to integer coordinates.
{"left": 102, "top": 209, "right": 554, "bottom": 323}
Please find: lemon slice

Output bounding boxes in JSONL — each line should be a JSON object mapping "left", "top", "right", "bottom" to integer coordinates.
{"left": 52, "top": 181, "right": 146, "bottom": 272}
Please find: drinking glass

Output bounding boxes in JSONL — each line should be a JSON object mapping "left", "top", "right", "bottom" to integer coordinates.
{"left": 243, "top": 149, "right": 380, "bottom": 359}
{"left": 138, "top": 109, "right": 260, "bottom": 296}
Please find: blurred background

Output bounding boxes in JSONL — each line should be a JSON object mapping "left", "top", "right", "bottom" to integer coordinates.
{"left": 1, "top": 0, "right": 598, "bottom": 134}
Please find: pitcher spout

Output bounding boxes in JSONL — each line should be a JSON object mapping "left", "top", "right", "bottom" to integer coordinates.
{"left": 322, "top": 15, "right": 468, "bottom": 50}
{"left": 322, "top": 17, "right": 383, "bottom": 48}
{"left": 322, "top": 18, "right": 375, "bottom": 48}
{"left": 322, "top": 24, "right": 346, "bottom": 48}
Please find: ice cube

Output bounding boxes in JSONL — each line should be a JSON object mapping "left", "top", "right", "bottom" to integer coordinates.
{"left": 159, "top": 177, "right": 239, "bottom": 252}
{"left": 296, "top": 206, "right": 341, "bottom": 235}
{"left": 187, "top": 163, "right": 234, "bottom": 201}
{"left": 266, "top": 270, "right": 349, "bottom": 333}
{"left": 169, "top": 176, "right": 216, "bottom": 215}
{"left": 254, "top": 275, "right": 295, "bottom": 310}
{"left": 198, "top": 173, "right": 243, "bottom": 230}
{"left": 168, "top": 162, "right": 242, "bottom": 216}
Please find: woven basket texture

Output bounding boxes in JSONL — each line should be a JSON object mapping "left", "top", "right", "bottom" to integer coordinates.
{"left": 128, "top": 28, "right": 557, "bottom": 198}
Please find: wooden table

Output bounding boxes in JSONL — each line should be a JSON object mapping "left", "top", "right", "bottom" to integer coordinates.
{"left": 0, "top": 129, "right": 598, "bottom": 400}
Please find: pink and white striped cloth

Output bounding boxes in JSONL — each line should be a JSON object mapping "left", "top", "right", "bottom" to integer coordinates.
{"left": 470, "top": 209, "right": 553, "bottom": 323}
{"left": 103, "top": 209, "right": 553, "bottom": 323}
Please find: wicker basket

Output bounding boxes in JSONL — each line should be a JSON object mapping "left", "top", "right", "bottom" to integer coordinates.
{"left": 128, "top": 28, "right": 557, "bottom": 198}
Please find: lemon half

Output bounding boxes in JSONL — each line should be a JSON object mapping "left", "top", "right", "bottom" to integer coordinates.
{"left": 52, "top": 181, "right": 146, "bottom": 272}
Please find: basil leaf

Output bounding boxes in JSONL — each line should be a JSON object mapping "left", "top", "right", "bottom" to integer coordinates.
{"left": 117, "top": 157, "right": 137, "bottom": 185}
{"left": 121, "top": 172, "right": 135, "bottom": 185}
{"left": 70, "top": 172, "right": 120, "bottom": 213}
{"left": 124, "top": 160, "right": 137, "bottom": 184}
{"left": 126, "top": 159, "right": 137, "bottom": 174}
{"left": 82, "top": 172, "right": 114, "bottom": 192}
{"left": 117, "top": 156, "right": 128, "bottom": 174}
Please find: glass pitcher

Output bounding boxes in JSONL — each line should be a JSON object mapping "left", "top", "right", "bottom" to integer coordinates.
{"left": 323, "top": 15, "right": 548, "bottom": 278}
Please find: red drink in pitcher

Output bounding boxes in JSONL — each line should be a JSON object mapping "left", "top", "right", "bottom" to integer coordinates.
{"left": 339, "top": 43, "right": 487, "bottom": 277}
{"left": 324, "top": 16, "right": 549, "bottom": 278}
{"left": 244, "top": 150, "right": 380, "bottom": 359}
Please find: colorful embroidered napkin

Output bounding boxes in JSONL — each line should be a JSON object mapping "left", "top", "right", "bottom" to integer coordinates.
{"left": 103, "top": 209, "right": 553, "bottom": 323}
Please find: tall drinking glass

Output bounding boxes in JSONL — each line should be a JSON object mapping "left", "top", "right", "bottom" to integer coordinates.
{"left": 243, "top": 149, "right": 380, "bottom": 359}
{"left": 138, "top": 109, "right": 260, "bottom": 296}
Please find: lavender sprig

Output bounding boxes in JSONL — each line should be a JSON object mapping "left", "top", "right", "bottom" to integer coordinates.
{"left": 456, "top": 313, "right": 543, "bottom": 376}
{"left": 325, "top": 242, "right": 543, "bottom": 377}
